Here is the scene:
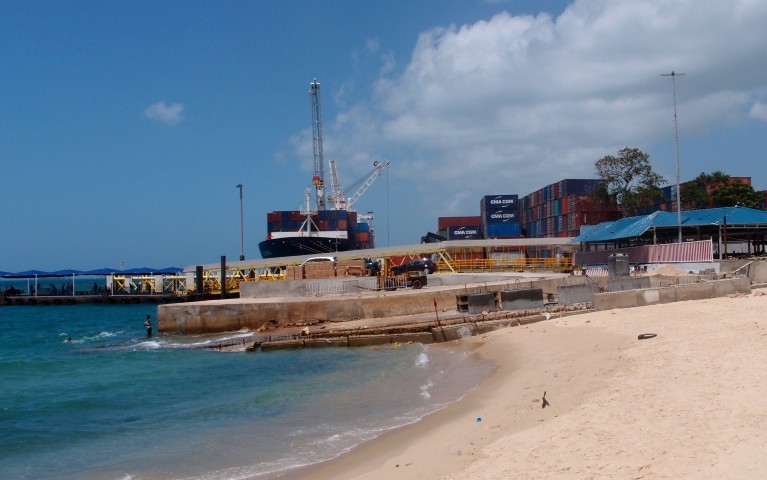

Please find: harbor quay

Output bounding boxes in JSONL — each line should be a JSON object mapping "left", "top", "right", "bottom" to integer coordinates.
{"left": 156, "top": 264, "right": 759, "bottom": 352}
{"left": 156, "top": 273, "right": 573, "bottom": 335}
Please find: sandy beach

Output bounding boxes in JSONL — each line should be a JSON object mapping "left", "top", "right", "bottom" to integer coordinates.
{"left": 297, "top": 288, "right": 767, "bottom": 479}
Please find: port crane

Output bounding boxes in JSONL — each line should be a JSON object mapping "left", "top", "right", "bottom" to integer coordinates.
{"left": 309, "top": 79, "right": 389, "bottom": 213}
{"left": 309, "top": 80, "right": 326, "bottom": 212}
{"left": 328, "top": 159, "right": 390, "bottom": 211}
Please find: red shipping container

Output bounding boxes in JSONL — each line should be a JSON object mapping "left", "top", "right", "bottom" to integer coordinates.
{"left": 438, "top": 216, "right": 482, "bottom": 230}
{"left": 357, "top": 232, "right": 369, "bottom": 242}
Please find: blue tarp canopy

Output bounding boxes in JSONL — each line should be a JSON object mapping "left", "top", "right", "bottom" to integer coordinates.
{"left": 0, "top": 267, "right": 183, "bottom": 278}
{"left": 571, "top": 206, "right": 767, "bottom": 243}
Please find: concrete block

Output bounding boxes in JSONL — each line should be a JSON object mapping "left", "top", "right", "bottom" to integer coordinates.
{"left": 607, "top": 277, "right": 651, "bottom": 292}
{"left": 430, "top": 326, "right": 447, "bottom": 343}
{"left": 636, "top": 288, "right": 677, "bottom": 306}
{"left": 500, "top": 288, "right": 544, "bottom": 310}
{"left": 304, "top": 337, "right": 349, "bottom": 348}
{"left": 390, "top": 332, "right": 435, "bottom": 345}
{"left": 711, "top": 278, "right": 751, "bottom": 296}
{"left": 348, "top": 334, "right": 392, "bottom": 347}
{"left": 439, "top": 323, "right": 477, "bottom": 341}
{"left": 558, "top": 283, "right": 599, "bottom": 306}
{"left": 592, "top": 290, "right": 639, "bottom": 311}
{"left": 260, "top": 339, "right": 304, "bottom": 351}
{"left": 674, "top": 283, "right": 714, "bottom": 302}
{"left": 467, "top": 293, "right": 497, "bottom": 314}
{"left": 750, "top": 262, "right": 767, "bottom": 283}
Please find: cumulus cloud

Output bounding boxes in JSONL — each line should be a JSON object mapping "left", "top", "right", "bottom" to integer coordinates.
{"left": 319, "top": 0, "right": 767, "bottom": 213}
{"left": 144, "top": 101, "right": 184, "bottom": 126}
{"left": 749, "top": 101, "right": 767, "bottom": 121}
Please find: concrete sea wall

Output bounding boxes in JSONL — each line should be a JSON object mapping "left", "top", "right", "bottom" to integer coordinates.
{"left": 158, "top": 275, "right": 581, "bottom": 334}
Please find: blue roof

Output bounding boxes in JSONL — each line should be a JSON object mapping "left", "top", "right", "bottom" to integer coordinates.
{"left": 0, "top": 267, "right": 183, "bottom": 278}
{"left": 571, "top": 206, "right": 767, "bottom": 243}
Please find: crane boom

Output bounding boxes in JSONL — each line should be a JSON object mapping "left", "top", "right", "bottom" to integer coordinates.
{"left": 309, "top": 80, "right": 326, "bottom": 211}
{"left": 346, "top": 160, "right": 389, "bottom": 210}
{"left": 327, "top": 159, "right": 346, "bottom": 210}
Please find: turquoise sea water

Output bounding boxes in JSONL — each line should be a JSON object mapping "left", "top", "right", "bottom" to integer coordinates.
{"left": 0, "top": 304, "right": 493, "bottom": 480}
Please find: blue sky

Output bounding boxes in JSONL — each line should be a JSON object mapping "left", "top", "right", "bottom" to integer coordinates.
{"left": 2, "top": 0, "right": 766, "bottom": 271}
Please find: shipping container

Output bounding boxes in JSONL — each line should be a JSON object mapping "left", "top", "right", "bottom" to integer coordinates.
{"left": 357, "top": 231, "right": 369, "bottom": 242}
{"left": 438, "top": 216, "right": 482, "bottom": 230}
{"left": 448, "top": 225, "right": 483, "bottom": 239}
{"left": 484, "top": 222, "right": 521, "bottom": 238}
{"left": 482, "top": 209, "right": 518, "bottom": 224}
{"left": 357, "top": 222, "right": 370, "bottom": 232}
{"left": 480, "top": 194, "right": 518, "bottom": 212}
{"left": 559, "top": 179, "right": 603, "bottom": 196}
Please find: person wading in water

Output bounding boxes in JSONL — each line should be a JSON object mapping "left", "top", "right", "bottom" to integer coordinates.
{"left": 144, "top": 315, "right": 152, "bottom": 337}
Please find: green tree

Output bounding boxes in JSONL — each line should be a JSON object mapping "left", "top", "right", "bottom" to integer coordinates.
{"left": 682, "top": 171, "right": 762, "bottom": 209}
{"left": 713, "top": 181, "right": 763, "bottom": 208}
{"left": 594, "top": 147, "right": 666, "bottom": 216}
{"left": 680, "top": 171, "right": 724, "bottom": 209}
{"left": 680, "top": 183, "right": 710, "bottom": 209}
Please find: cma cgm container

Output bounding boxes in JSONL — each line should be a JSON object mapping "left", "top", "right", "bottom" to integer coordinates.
{"left": 448, "top": 225, "right": 483, "bottom": 240}
{"left": 480, "top": 194, "right": 518, "bottom": 211}
{"left": 484, "top": 222, "right": 521, "bottom": 238}
{"left": 482, "top": 209, "right": 518, "bottom": 224}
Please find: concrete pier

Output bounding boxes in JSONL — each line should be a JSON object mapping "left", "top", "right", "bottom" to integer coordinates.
{"left": 157, "top": 273, "right": 576, "bottom": 334}
{"left": 157, "top": 268, "right": 758, "bottom": 353}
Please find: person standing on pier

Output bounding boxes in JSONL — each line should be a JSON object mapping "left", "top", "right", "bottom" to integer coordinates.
{"left": 144, "top": 315, "right": 152, "bottom": 337}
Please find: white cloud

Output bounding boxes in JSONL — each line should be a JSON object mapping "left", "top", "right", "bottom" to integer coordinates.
{"left": 365, "top": 37, "right": 380, "bottom": 54}
{"left": 144, "top": 101, "right": 184, "bottom": 126}
{"left": 379, "top": 51, "right": 395, "bottom": 75}
{"left": 749, "top": 101, "right": 767, "bottom": 121}
{"left": 319, "top": 0, "right": 767, "bottom": 212}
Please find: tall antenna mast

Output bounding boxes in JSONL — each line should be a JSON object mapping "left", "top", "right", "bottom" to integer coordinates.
{"left": 309, "top": 80, "right": 326, "bottom": 211}
{"left": 661, "top": 71, "right": 685, "bottom": 243}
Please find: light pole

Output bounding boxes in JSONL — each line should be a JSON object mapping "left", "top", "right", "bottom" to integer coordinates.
{"left": 236, "top": 184, "right": 245, "bottom": 261}
{"left": 661, "top": 71, "right": 685, "bottom": 243}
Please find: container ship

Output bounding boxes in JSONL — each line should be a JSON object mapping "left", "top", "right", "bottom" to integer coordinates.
{"left": 258, "top": 80, "right": 385, "bottom": 259}
{"left": 258, "top": 209, "right": 374, "bottom": 258}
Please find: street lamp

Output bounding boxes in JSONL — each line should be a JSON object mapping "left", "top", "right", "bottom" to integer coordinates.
{"left": 236, "top": 184, "right": 245, "bottom": 261}
{"left": 661, "top": 71, "right": 685, "bottom": 243}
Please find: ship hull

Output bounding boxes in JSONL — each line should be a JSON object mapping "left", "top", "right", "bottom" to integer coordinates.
{"left": 258, "top": 236, "right": 364, "bottom": 259}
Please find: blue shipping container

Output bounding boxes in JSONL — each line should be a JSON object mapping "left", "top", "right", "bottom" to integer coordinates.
{"left": 482, "top": 209, "right": 518, "bottom": 224}
{"left": 448, "top": 225, "right": 483, "bottom": 240}
{"left": 480, "top": 194, "right": 518, "bottom": 211}
{"left": 484, "top": 222, "right": 521, "bottom": 238}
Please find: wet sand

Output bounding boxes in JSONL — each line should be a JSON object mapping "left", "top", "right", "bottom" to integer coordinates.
{"left": 293, "top": 289, "right": 767, "bottom": 479}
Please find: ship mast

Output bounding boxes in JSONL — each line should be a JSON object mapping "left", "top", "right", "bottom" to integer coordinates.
{"left": 309, "top": 80, "right": 326, "bottom": 211}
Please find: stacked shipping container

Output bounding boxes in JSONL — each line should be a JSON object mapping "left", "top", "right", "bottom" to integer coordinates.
{"left": 520, "top": 179, "right": 620, "bottom": 238}
{"left": 432, "top": 180, "right": 621, "bottom": 244}
{"left": 480, "top": 194, "right": 521, "bottom": 238}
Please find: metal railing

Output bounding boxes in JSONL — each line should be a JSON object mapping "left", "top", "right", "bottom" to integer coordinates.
{"left": 447, "top": 257, "right": 573, "bottom": 273}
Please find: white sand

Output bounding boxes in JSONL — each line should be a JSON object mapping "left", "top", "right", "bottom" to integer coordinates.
{"left": 301, "top": 289, "right": 767, "bottom": 479}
